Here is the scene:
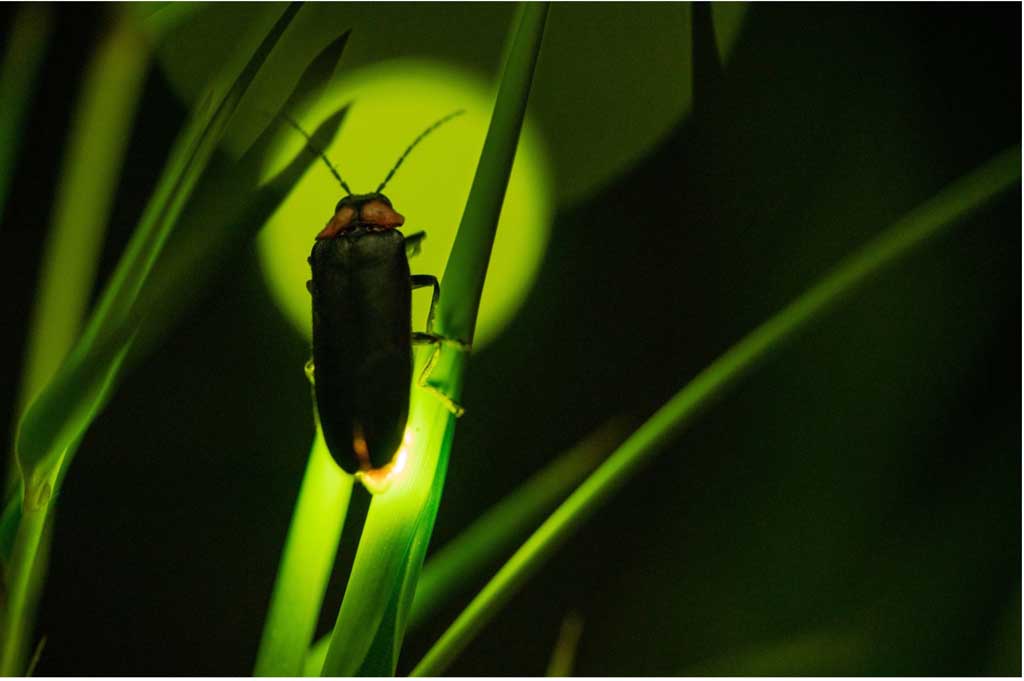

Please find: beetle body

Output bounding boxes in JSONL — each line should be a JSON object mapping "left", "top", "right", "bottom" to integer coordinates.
{"left": 290, "top": 110, "right": 467, "bottom": 482}
{"left": 308, "top": 194, "right": 413, "bottom": 474}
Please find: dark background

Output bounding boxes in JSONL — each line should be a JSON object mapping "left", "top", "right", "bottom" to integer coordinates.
{"left": 0, "top": 3, "right": 1020, "bottom": 676}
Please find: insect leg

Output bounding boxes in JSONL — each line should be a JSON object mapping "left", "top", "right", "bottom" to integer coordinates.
{"left": 410, "top": 274, "right": 470, "bottom": 349}
{"left": 409, "top": 274, "right": 470, "bottom": 416}
{"left": 404, "top": 231, "right": 426, "bottom": 258}
{"left": 410, "top": 274, "right": 441, "bottom": 334}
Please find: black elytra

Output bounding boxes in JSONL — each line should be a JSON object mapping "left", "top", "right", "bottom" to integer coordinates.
{"left": 308, "top": 197, "right": 414, "bottom": 473}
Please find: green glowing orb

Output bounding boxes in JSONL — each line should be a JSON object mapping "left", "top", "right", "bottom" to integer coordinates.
{"left": 258, "top": 60, "right": 552, "bottom": 350}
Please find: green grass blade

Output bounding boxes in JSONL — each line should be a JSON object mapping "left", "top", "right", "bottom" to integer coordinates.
{"left": 1, "top": 7, "right": 301, "bottom": 676}
{"left": 0, "top": 501, "right": 46, "bottom": 676}
{"left": 410, "top": 145, "right": 1022, "bottom": 676}
{"left": 0, "top": 10, "right": 343, "bottom": 607}
{"left": 0, "top": 11, "right": 147, "bottom": 672}
{"left": 318, "top": 5, "right": 549, "bottom": 676}
{"left": 15, "top": 1, "right": 300, "bottom": 507}
{"left": 432, "top": 4, "right": 549, "bottom": 345}
{"left": 0, "top": 50, "right": 345, "bottom": 681}
{"left": 254, "top": 427, "right": 354, "bottom": 676}
{"left": 2, "top": 36, "right": 345, "bottom": 656}
{"left": 14, "top": 9, "right": 148, "bottom": 452}
{"left": 0, "top": 3, "right": 52, "bottom": 220}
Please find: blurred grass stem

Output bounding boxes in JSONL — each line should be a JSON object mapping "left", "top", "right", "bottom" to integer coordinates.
{"left": 0, "top": 4, "right": 53, "bottom": 219}
{"left": 12, "top": 10, "right": 148, "bottom": 475}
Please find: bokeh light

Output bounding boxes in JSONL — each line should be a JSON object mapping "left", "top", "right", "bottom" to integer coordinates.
{"left": 258, "top": 59, "right": 553, "bottom": 350}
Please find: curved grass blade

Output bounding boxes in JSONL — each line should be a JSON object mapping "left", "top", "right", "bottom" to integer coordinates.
{"left": 1, "top": 6, "right": 302, "bottom": 675}
{"left": 0, "top": 105, "right": 346, "bottom": 563}
{"left": 16, "top": 0, "right": 299, "bottom": 515}
{"left": 318, "top": 4, "right": 549, "bottom": 676}
{"left": 0, "top": 67, "right": 346, "bottom": 681}
{"left": 12, "top": 10, "right": 148, "bottom": 479}
{"left": 0, "top": 3, "right": 343, "bottom": 596}
{"left": 410, "top": 145, "right": 1022, "bottom": 676}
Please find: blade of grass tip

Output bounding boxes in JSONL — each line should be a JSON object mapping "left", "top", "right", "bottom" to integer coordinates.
{"left": 546, "top": 611, "right": 584, "bottom": 677}
{"left": 254, "top": 426, "right": 354, "bottom": 677}
{"left": 0, "top": 3, "right": 52, "bottom": 221}
{"left": 240, "top": 30, "right": 352, "bottom": 174}
{"left": 1, "top": 6, "right": 301, "bottom": 676}
{"left": 410, "top": 146, "right": 1022, "bottom": 676}
{"left": 318, "top": 4, "right": 548, "bottom": 676}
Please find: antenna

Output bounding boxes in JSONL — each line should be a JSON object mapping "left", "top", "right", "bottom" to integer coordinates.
{"left": 376, "top": 109, "right": 465, "bottom": 193}
{"left": 280, "top": 112, "right": 353, "bottom": 195}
